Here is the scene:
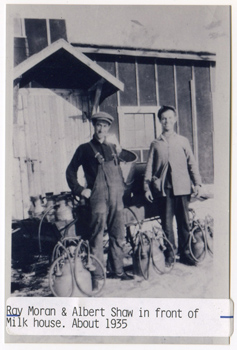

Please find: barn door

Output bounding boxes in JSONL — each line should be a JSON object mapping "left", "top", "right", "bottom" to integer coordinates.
{"left": 12, "top": 88, "right": 91, "bottom": 220}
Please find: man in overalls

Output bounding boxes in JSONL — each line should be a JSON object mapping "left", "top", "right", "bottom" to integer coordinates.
{"left": 66, "top": 112, "right": 133, "bottom": 291}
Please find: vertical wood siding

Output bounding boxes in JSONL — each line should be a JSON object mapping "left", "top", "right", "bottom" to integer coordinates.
{"left": 118, "top": 58, "right": 137, "bottom": 106}
{"left": 12, "top": 88, "right": 91, "bottom": 219}
{"left": 194, "top": 66, "right": 214, "bottom": 183}
{"left": 176, "top": 65, "right": 193, "bottom": 149}
{"left": 137, "top": 58, "right": 157, "bottom": 106}
{"left": 12, "top": 57, "right": 215, "bottom": 219}
{"left": 97, "top": 55, "right": 214, "bottom": 185}
{"left": 157, "top": 64, "right": 176, "bottom": 107}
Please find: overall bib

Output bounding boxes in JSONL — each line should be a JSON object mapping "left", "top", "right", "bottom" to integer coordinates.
{"left": 89, "top": 143, "right": 125, "bottom": 279}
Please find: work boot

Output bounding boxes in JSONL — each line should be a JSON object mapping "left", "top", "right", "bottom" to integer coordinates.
{"left": 179, "top": 254, "right": 197, "bottom": 266}
{"left": 165, "top": 255, "right": 174, "bottom": 268}
{"left": 85, "top": 261, "right": 96, "bottom": 272}
{"left": 92, "top": 278, "right": 104, "bottom": 292}
{"left": 114, "top": 271, "right": 134, "bottom": 281}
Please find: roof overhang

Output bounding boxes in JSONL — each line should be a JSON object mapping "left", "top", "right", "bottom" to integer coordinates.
{"left": 72, "top": 43, "right": 216, "bottom": 62}
{"left": 14, "top": 39, "right": 124, "bottom": 101}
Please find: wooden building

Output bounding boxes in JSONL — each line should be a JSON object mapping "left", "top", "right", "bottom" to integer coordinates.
{"left": 13, "top": 18, "right": 215, "bottom": 220}
{"left": 13, "top": 39, "right": 124, "bottom": 219}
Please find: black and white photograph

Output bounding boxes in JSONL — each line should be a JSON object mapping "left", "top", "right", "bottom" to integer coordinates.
{"left": 3, "top": 1, "right": 233, "bottom": 346}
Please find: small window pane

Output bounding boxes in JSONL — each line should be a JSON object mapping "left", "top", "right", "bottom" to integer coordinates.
{"left": 142, "top": 149, "right": 150, "bottom": 162}
{"left": 135, "top": 114, "right": 144, "bottom": 130}
{"left": 120, "top": 112, "right": 155, "bottom": 159}
{"left": 25, "top": 19, "right": 48, "bottom": 56}
{"left": 124, "top": 114, "right": 135, "bottom": 130}
{"left": 144, "top": 114, "right": 155, "bottom": 147}
{"left": 49, "top": 19, "right": 67, "bottom": 43}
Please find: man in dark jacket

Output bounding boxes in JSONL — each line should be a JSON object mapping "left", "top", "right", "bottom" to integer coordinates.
{"left": 144, "top": 106, "right": 202, "bottom": 265}
{"left": 66, "top": 112, "right": 133, "bottom": 290}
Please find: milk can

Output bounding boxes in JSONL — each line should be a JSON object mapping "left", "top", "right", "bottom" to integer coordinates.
{"left": 52, "top": 256, "right": 92, "bottom": 297}
{"left": 74, "top": 255, "right": 93, "bottom": 295}
{"left": 132, "top": 231, "right": 151, "bottom": 278}
{"left": 28, "top": 195, "right": 44, "bottom": 219}
{"left": 45, "top": 192, "right": 56, "bottom": 223}
{"left": 52, "top": 258, "right": 74, "bottom": 297}
{"left": 190, "top": 228, "right": 205, "bottom": 260}
{"left": 55, "top": 194, "right": 76, "bottom": 237}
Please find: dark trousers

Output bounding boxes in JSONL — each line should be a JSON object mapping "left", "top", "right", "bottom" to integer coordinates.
{"left": 89, "top": 160, "right": 125, "bottom": 279}
{"left": 158, "top": 188, "right": 190, "bottom": 256}
{"left": 90, "top": 209, "right": 124, "bottom": 278}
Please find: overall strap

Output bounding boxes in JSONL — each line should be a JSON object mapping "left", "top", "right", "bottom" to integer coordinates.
{"left": 89, "top": 141, "right": 118, "bottom": 166}
{"left": 89, "top": 141, "right": 104, "bottom": 164}
{"left": 89, "top": 141, "right": 108, "bottom": 185}
{"left": 107, "top": 143, "right": 119, "bottom": 166}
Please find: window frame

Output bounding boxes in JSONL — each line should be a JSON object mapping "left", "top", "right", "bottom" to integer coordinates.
{"left": 117, "top": 106, "right": 161, "bottom": 162}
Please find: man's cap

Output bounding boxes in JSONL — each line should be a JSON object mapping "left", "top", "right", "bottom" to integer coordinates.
{"left": 91, "top": 112, "right": 114, "bottom": 125}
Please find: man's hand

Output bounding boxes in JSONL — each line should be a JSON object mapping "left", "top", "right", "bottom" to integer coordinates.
{"left": 145, "top": 190, "right": 154, "bottom": 203}
{"left": 193, "top": 185, "right": 202, "bottom": 197}
{"left": 81, "top": 188, "right": 92, "bottom": 199}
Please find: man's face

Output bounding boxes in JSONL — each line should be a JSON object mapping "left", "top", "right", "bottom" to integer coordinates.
{"left": 160, "top": 109, "right": 177, "bottom": 132}
{"left": 94, "top": 120, "right": 111, "bottom": 140}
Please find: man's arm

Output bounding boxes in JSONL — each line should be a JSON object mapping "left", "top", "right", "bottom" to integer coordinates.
{"left": 183, "top": 138, "right": 202, "bottom": 195}
{"left": 144, "top": 142, "right": 155, "bottom": 202}
{"left": 66, "top": 146, "right": 85, "bottom": 196}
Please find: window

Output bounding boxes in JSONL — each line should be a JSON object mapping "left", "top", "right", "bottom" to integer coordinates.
{"left": 25, "top": 19, "right": 48, "bottom": 56}
{"left": 118, "top": 106, "right": 161, "bottom": 162}
{"left": 24, "top": 19, "right": 67, "bottom": 57}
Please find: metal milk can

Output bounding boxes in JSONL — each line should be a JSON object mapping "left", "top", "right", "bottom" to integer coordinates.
{"left": 28, "top": 195, "right": 44, "bottom": 219}
{"left": 55, "top": 195, "right": 76, "bottom": 237}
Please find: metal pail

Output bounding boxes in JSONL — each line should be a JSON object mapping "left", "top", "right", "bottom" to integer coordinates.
{"left": 119, "top": 149, "right": 138, "bottom": 186}
{"left": 119, "top": 149, "right": 138, "bottom": 203}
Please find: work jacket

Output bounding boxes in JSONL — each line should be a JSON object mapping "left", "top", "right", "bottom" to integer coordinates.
{"left": 66, "top": 136, "right": 119, "bottom": 196}
{"left": 144, "top": 133, "right": 202, "bottom": 196}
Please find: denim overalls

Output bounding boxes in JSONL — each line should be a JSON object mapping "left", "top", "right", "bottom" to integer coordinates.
{"left": 89, "top": 142, "right": 125, "bottom": 279}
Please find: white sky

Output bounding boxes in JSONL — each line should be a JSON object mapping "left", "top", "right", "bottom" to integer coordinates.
{"left": 8, "top": 4, "right": 230, "bottom": 54}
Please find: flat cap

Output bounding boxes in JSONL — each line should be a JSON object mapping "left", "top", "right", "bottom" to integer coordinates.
{"left": 91, "top": 112, "right": 114, "bottom": 125}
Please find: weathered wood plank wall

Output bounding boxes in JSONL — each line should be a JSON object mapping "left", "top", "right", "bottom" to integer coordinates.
{"left": 96, "top": 54, "right": 214, "bottom": 184}
{"left": 12, "top": 88, "right": 91, "bottom": 219}
{"left": 12, "top": 56, "right": 215, "bottom": 219}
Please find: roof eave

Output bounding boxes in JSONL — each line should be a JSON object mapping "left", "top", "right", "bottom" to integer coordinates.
{"left": 71, "top": 43, "right": 216, "bottom": 62}
{"left": 14, "top": 39, "right": 124, "bottom": 93}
